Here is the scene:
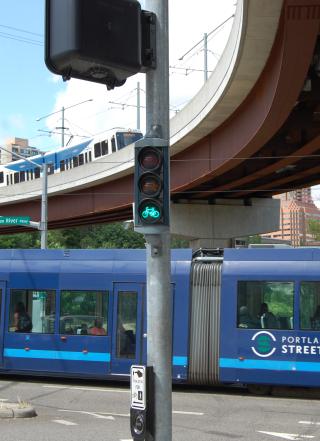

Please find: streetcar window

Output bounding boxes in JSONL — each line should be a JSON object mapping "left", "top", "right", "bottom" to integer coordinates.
{"left": 237, "top": 281, "right": 294, "bottom": 330}
{"left": 34, "top": 168, "right": 40, "bottom": 179}
{"left": 101, "top": 140, "right": 108, "bottom": 155}
{"left": 48, "top": 163, "right": 54, "bottom": 175}
{"left": 6, "top": 175, "right": 9, "bottom": 186}
{"left": 9, "top": 289, "right": 56, "bottom": 334}
{"left": 14, "top": 172, "right": 19, "bottom": 184}
{"left": 85, "top": 152, "right": 88, "bottom": 163}
{"left": 111, "top": 136, "right": 116, "bottom": 153}
{"left": 10, "top": 174, "right": 13, "bottom": 185}
{"left": 116, "top": 131, "right": 142, "bottom": 150}
{"left": 60, "top": 160, "right": 65, "bottom": 172}
{"left": 300, "top": 282, "right": 320, "bottom": 330}
{"left": 88, "top": 151, "right": 92, "bottom": 162}
{"left": 94, "top": 142, "right": 102, "bottom": 158}
{"left": 79, "top": 154, "right": 84, "bottom": 166}
{"left": 0, "top": 172, "right": 3, "bottom": 184}
{"left": 73, "top": 156, "right": 79, "bottom": 167}
{"left": 116, "top": 291, "right": 137, "bottom": 358}
{"left": 19, "top": 171, "right": 25, "bottom": 182}
{"left": 60, "top": 290, "right": 108, "bottom": 336}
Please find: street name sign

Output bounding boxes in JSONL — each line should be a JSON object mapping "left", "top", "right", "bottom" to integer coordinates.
{"left": 0, "top": 216, "right": 30, "bottom": 226}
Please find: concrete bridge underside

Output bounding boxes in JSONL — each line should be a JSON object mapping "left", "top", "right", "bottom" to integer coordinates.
{"left": 1, "top": 0, "right": 320, "bottom": 243}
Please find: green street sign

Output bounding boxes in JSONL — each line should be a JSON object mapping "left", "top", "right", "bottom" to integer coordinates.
{"left": 0, "top": 216, "right": 30, "bottom": 226}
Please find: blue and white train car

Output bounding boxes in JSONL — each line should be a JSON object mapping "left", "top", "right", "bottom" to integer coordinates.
{"left": 0, "top": 128, "right": 142, "bottom": 187}
{"left": 0, "top": 248, "right": 191, "bottom": 381}
{"left": 0, "top": 247, "right": 320, "bottom": 392}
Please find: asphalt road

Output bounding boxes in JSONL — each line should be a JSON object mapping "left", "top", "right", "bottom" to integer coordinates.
{"left": 0, "top": 377, "right": 319, "bottom": 441}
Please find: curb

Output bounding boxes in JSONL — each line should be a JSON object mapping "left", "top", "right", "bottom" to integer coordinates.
{"left": 0, "top": 403, "right": 37, "bottom": 419}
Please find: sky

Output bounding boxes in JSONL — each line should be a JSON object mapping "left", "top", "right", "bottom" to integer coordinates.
{"left": 0, "top": 0, "right": 236, "bottom": 150}
{"left": 1, "top": 0, "right": 319, "bottom": 206}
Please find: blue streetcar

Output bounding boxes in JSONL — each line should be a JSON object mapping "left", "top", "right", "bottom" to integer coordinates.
{"left": 0, "top": 247, "right": 320, "bottom": 392}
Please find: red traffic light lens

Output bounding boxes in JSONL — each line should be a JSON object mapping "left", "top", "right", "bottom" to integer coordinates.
{"left": 138, "top": 147, "right": 162, "bottom": 171}
{"left": 139, "top": 173, "right": 162, "bottom": 196}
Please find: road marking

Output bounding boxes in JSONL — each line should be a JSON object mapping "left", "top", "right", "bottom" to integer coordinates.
{"left": 258, "top": 431, "right": 314, "bottom": 440}
{"left": 299, "top": 421, "right": 320, "bottom": 426}
{"left": 99, "top": 412, "right": 130, "bottom": 417}
{"left": 53, "top": 419, "right": 78, "bottom": 426}
{"left": 59, "top": 409, "right": 115, "bottom": 420}
{"left": 173, "top": 410, "right": 204, "bottom": 415}
{"left": 43, "top": 385, "right": 128, "bottom": 393}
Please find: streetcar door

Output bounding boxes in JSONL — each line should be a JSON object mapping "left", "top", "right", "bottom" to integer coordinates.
{"left": 0, "top": 282, "right": 5, "bottom": 366}
{"left": 111, "top": 283, "right": 144, "bottom": 375}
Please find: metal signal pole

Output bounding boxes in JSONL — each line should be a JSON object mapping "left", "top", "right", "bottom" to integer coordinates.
{"left": 144, "top": 1, "right": 171, "bottom": 440}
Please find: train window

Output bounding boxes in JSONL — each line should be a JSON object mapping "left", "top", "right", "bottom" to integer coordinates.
{"left": 19, "top": 171, "right": 25, "bottom": 182}
{"left": 34, "top": 168, "right": 40, "bottom": 179}
{"left": 0, "top": 171, "right": 3, "bottom": 184}
{"left": 85, "top": 153, "right": 88, "bottom": 163}
{"left": 60, "top": 290, "right": 108, "bottom": 336}
{"left": 116, "top": 131, "right": 142, "bottom": 150}
{"left": 300, "top": 282, "right": 320, "bottom": 330}
{"left": 6, "top": 175, "right": 9, "bottom": 186}
{"left": 30, "top": 170, "right": 34, "bottom": 180}
{"left": 73, "top": 156, "right": 79, "bottom": 167}
{"left": 9, "top": 289, "right": 56, "bottom": 334}
{"left": 60, "top": 160, "right": 65, "bottom": 172}
{"left": 116, "top": 291, "right": 137, "bottom": 358}
{"left": 111, "top": 136, "right": 116, "bottom": 153}
{"left": 48, "top": 164, "right": 54, "bottom": 175}
{"left": 237, "top": 281, "right": 294, "bottom": 330}
{"left": 14, "top": 172, "right": 19, "bottom": 184}
{"left": 79, "top": 154, "right": 84, "bottom": 166}
{"left": 89, "top": 151, "right": 92, "bottom": 162}
{"left": 10, "top": 174, "right": 13, "bottom": 185}
{"left": 101, "top": 140, "right": 108, "bottom": 155}
{"left": 94, "top": 142, "right": 102, "bottom": 158}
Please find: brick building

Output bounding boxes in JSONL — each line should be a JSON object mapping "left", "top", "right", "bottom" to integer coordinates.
{"left": 262, "top": 188, "right": 320, "bottom": 246}
{"left": 2, "top": 138, "right": 42, "bottom": 164}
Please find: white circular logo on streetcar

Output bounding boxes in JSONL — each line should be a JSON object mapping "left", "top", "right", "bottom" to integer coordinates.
{"left": 251, "top": 331, "right": 276, "bottom": 357}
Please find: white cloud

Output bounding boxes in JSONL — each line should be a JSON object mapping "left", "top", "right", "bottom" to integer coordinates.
{"left": 312, "top": 186, "right": 320, "bottom": 208}
{"left": 45, "top": 0, "right": 236, "bottom": 146}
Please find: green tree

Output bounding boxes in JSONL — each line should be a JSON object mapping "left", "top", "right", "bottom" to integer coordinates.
{"left": 308, "top": 219, "right": 320, "bottom": 241}
{"left": 0, "top": 222, "right": 191, "bottom": 249}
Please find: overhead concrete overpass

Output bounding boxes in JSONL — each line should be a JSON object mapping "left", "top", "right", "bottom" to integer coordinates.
{"left": 1, "top": 0, "right": 320, "bottom": 245}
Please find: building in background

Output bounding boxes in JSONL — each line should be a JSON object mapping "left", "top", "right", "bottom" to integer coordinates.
{"left": 2, "top": 137, "right": 42, "bottom": 164}
{"left": 262, "top": 188, "right": 320, "bottom": 246}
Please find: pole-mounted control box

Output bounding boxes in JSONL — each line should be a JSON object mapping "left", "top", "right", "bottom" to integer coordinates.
{"left": 130, "top": 365, "right": 154, "bottom": 441}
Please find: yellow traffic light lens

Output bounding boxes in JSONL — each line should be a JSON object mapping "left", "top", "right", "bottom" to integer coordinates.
{"left": 138, "top": 147, "right": 162, "bottom": 170}
{"left": 139, "top": 173, "right": 161, "bottom": 196}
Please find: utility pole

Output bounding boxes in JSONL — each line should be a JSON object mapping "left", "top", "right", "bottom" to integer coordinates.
{"left": 204, "top": 33, "right": 208, "bottom": 82}
{"left": 144, "top": 1, "right": 171, "bottom": 441}
{"left": 0, "top": 146, "right": 48, "bottom": 249}
{"left": 137, "top": 81, "right": 141, "bottom": 130}
{"left": 61, "top": 106, "right": 65, "bottom": 147}
{"left": 40, "top": 158, "right": 48, "bottom": 249}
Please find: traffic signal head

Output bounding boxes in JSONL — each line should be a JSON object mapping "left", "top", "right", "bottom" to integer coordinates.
{"left": 45, "top": 0, "right": 155, "bottom": 90}
{"left": 134, "top": 139, "right": 169, "bottom": 232}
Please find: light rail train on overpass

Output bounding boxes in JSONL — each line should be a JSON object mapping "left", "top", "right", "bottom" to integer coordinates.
{"left": 0, "top": 128, "right": 142, "bottom": 187}
{"left": 1, "top": 247, "right": 320, "bottom": 393}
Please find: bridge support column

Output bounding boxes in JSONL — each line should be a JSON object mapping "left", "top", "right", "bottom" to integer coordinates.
{"left": 170, "top": 198, "right": 280, "bottom": 249}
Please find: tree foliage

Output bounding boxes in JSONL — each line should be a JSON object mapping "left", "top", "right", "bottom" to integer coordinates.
{"left": 308, "top": 218, "right": 320, "bottom": 241}
{"left": 0, "top": 223, "right": 190, "bottom": 249}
